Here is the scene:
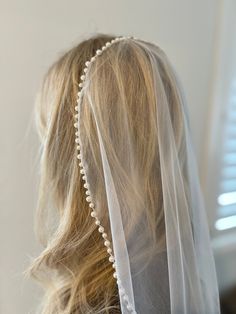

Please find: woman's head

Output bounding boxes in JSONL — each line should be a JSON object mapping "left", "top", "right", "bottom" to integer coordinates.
{"left": 30, "top": 34, "right": 185, "bottom": 313}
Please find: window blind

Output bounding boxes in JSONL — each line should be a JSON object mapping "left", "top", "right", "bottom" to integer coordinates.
{"left": 215, "top": 81, "right": 236, "bottom": 230}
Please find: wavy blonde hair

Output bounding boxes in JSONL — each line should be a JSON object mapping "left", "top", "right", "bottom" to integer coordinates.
{"left": 28, "top": 34, "right": 183, "bottom": 314}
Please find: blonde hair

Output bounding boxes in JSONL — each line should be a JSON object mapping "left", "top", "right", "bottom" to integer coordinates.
{"left": 28, "top": 34, "right": 183, "bottom": 314}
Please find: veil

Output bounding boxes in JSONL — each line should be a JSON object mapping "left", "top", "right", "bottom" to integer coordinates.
{"left": 75, "top": 37, "right": 220, "bottom": 313}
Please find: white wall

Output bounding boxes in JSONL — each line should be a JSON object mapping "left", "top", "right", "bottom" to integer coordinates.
{"left": 0, "top": 1, "right": 220, "bottom": 313}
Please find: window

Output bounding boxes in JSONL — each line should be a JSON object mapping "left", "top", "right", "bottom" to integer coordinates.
{"left": 204, "top": 0, "right": 236, "bottom": 237}
{"left": 215, "top": 80, "right": 236, "bottom": 230}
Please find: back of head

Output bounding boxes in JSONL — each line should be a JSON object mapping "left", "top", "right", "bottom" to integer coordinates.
{"left": 29, "top": 34, "right": 220, "bottom": 314}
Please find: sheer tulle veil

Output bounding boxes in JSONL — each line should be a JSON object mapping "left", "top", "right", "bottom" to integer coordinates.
{"left": 75, "top": 36, "right": 220, "bottom": 314}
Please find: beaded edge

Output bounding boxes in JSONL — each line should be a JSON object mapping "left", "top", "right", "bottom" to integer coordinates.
{"left": 74, "top": 36, "right": 137, "bottom": 314}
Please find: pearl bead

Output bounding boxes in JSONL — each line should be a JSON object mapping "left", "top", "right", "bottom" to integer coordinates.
{"left": 119, "top": 287, "right": 125, "bottom": 295}
{"left": 113, "top": 272, "right": 117, "bottom": 278}
{"left": 117, "top": 279, "right": 121, "bottom": 285}
{"left": 75, "top": 138, "right": 80, "bottom": 143}
{"left": 98, "top": 226, "right": 104, "bottom": 233}
{"left": 84, "top": 183, "right": 89, "bottom": 188}
{"left": 85, "top": 61, "right": 90, "bottom": 66}
{"left": 91, "top": 211, "right": 97, "bottom": 218}
{"left": 109, "top": 256, "right": 115, "bottom": 263}
{"left": 91, "top": 56, "right": 96, "bottom": 62}
{"left": 95, "top": 220, "right": 100, "bottom": 225}
{"left": 79, "top": 162, "right": 83, "bottom": 167}
{"left": 96, "top": 49, "right": 102, "bottom": 55}
{"left": 75, "top": 106, "right": 78, "bottom": 111}
{"left": 86, "top": 196, "right": 92, "bottom": 202}
{"left": 74, "top": 123, "right": 78, "bottom": 128}
{"left": 77, "top": 91, "right": 82, "bottom": 96}
{"left": 80, "top": 75, "right": 85, "bottom": 80}
{"left": 79, "top": 83, "right": 83, "bottom": 88}
{"left": 82, "top": 175, "right": 86, "bottom": 180}
{"left": 85, "top": 190, "right": 90, "bottom": 195}
{"left": 77, "top": 145, "right": 80, "bottom": 150}
{"left": 80, "top": 169, "right": 85, "bottom": 174}
{"left": 84, "top": 68, "right": 88, "bottom": 73}
{"left": 112, "top": 262, "right": 116, "bottom": 268}
{"left": 127, "top": 304, "right": 133, "bottom": 311}
{"left": 89, "top": 203, "right": 95, "bottom": 208}
{"left": 104, "top": 240, "right": 110, "bottom": 247}
{"left": 106, "top": 42, "right": 111, "bottom": 47}
{"left": 74, "top": 114, "right": 78, "bottom": 119}
{"left": 107, "top": 248, "right": 112, "bottom": 254}
{"left": 102, "top": 232, "right": 107, "bottom": 239}
{"left": 102, "top": 46, "right": 106, "bottom": 51}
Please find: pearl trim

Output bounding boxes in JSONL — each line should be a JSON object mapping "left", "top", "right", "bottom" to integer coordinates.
{"left": 74, "top": 36, "right": 136, "bottom": 313}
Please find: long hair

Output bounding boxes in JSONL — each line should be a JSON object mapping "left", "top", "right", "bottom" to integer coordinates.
{"left": 27, "top": 34, "right": 184, "bottom": 314}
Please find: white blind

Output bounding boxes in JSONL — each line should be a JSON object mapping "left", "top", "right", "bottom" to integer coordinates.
{"left": 215, "top": 80, "right": 236, "bottom": 230}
